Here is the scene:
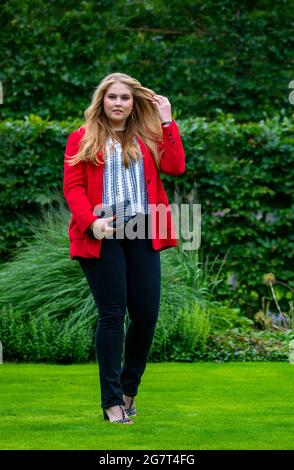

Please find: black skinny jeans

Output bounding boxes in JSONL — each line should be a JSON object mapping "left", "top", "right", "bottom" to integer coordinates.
{"left": 76, "top": 214, "right": 161, "bottom": 410}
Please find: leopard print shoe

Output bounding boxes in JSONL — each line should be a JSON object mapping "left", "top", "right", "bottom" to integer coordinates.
{"left": 103, "top": 405, "right": 133, "bottom": 424}
{"left": 124, "top": 396, "right": 136, "bottom": 417}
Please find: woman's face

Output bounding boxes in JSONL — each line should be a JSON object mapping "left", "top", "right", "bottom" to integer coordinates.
{"left": 103, "top": 82, "right": 134, "bottom": 128}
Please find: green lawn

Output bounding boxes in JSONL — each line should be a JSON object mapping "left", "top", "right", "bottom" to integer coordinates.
{"left": 0, "top": 362, "right": 293, "bottom": 450}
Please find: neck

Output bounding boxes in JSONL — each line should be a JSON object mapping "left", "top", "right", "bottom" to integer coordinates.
{"left": 109, "top": 117, "right": 127, "bottom": 131}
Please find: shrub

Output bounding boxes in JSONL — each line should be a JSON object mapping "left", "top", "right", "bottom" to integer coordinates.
{"left": 202, "top": 328, "right": 294, "bottom": 362}
{"left": 0, "top": 193, "right": 251, "bottom": 363}
{"left": 0, "top": 198, "right": 98, "bottom": 335}
{"left": 0, "top": 305, "right": 93, "bottom": 363}
{"left": 168, "top": 301, "right": 210, "bottom": 361}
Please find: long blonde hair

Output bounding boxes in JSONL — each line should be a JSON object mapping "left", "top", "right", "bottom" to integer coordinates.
{"left": 65, "top": 72, "right": 164, "bottom": 169}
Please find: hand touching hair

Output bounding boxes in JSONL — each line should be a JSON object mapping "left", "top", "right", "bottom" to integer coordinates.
{"left": 65, "top": 72, "right": 169, "bottom": 170}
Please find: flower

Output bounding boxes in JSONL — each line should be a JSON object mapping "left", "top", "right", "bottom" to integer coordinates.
{"left": 254, "top": 310, "right": 266, "bottom": 323}
{"left": 212, "top": 210, "right": 226, "bottom": 217}
{"left": 263, "top": 273, "right": 276, "bottom": 284}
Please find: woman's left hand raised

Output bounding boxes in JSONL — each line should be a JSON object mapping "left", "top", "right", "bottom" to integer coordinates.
{"left": 151, "top": 94, "right": 172, "bottom": 123}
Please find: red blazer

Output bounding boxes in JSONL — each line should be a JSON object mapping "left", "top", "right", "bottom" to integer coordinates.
{"left": 63, "top": 119, "right": 185, "bottom": 259}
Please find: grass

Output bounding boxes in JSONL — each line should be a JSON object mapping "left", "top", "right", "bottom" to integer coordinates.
{"left": 0, "top": 362, "right": 293, "bottom": 450}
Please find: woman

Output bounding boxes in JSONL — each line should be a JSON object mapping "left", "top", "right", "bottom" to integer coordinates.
{"left": 63, "top": 72, "right": 185, "bottom": 424}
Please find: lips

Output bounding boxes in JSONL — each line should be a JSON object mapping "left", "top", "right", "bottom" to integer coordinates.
{"left": 113, "top": 110, "right": 123, "bottom": 113}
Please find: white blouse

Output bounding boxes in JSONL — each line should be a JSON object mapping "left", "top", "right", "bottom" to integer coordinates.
{"left": 102, "top": 135, "right": 150, "bottom": 216}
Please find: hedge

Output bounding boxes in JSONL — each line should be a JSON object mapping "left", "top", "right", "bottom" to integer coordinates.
{"left": 0, "top": 0, "right": 293, "bottom": 122}
{"left": 0, "top": 112, "right": 293, "bottom": 317}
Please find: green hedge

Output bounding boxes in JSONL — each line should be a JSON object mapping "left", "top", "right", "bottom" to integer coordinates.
{"left": 0, "top": 112, "right": 293, "bottom": 317}
{"left": 1, "top": 0, "right": 293, "bottom": 122}
{"left": 0, "top": 115, "right": 79, "bottom": 257}
{"left": 178, "top": 111, "right": 294, "bottom": 317}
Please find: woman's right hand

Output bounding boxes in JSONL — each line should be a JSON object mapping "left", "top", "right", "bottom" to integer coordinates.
{"left": 90, "top": 216, "right": 116, "bottom": 239}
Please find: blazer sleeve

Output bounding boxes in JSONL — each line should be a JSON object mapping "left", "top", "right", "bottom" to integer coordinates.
{"left": 63, "top": 131, "right": 98, "bottom": 235}
{"left": 157, "top": 119, "right": 186, "bottom": 176}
